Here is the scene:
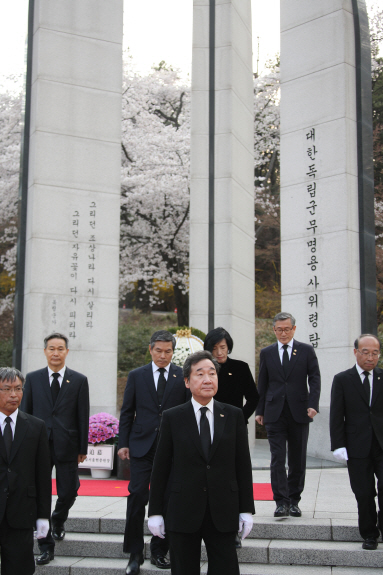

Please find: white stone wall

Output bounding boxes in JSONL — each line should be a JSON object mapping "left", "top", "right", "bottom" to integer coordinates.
{"left": 22, "top": 0, "right": 123, "bottom": 415}
{"left": 280, "top": 1, "right": 360, "bottom": 459}
{"left": 190, "top": 0, "right": 255, "bottom": 444}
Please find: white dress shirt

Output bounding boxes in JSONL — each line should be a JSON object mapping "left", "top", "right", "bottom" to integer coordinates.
{"left": 0, "top": 409, "right": 17, "bottom": 439}
{"left": 152, "top": 362, "right": 170, "bottom": 390}
{"left": 355, "top": 362, "right": 373, "bottom": 405}
{"left": 48, "top": 366, "right": 65, "bottom": 387}
{"left": 191, "top": 397, "right": 214, "bottom": 442}
{"left": 278, "top": 339, "right": 294, "bottom": 363}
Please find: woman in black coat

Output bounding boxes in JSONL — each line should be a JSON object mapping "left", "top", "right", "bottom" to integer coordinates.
{"left": 204, "top": 327, "right": 259, "bottom": 424}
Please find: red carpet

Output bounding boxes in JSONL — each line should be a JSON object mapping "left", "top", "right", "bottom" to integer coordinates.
{"left": 53, "top": 479, "right": 273, "bottom": 500}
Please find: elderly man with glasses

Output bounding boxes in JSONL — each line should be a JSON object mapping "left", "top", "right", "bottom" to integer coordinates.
{"left": 255, "top": 312, "right": 321, "bottom": 518}
{"left": 330, "top": 334, "right": 383, "bottom": 551}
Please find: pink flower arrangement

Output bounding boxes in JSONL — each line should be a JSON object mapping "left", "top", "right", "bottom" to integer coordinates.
{"left": 88, "top": 412, "right": 119, "bottom": 445}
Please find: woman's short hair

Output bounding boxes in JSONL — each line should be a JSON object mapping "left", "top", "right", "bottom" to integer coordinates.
{"left": 204, "top": 327, "right": 233, "bottom": 354}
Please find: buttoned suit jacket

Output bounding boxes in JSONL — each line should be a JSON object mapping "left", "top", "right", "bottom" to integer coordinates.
{"left": 330, "top": 366, "right": 383, "bottom": 458}
{"left": 118, "top": 362, "right": 190, "bottom": 459}
{"left": 21, "top": 367, "right": 90, "bottom": 461}
{"left": 256, "top": 340, "right": 321, "bottom": 424}
{"left": 148, "top": 400, "right": 255, "bottom": 533}
{"left": 0, "top": 410, "right": 51, "bottom": 529}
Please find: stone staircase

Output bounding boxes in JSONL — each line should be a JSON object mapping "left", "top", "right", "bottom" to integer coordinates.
{"left": 34, "top": 515, "right": 383, "bottom": 574}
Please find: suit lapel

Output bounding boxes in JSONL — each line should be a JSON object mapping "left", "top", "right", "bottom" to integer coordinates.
{"left": 184, "top": 401, "right": 206, "bottom": 461}
{"left": 273, "top": 343, "right": 285, "bottom": 379}
{"left": 209, "top": 401, "right": 227, "bottom": 461}
{"left": 285, "top": 340, "right": 301, "bottom": 379}
{"left": 161, "top": 364, "right": 177, "bottom": 409}
{"left": 0, "top": 427, "right": 7, "bottom": 463}
{"left": 371, "top": 369, "right": 383, "bottom": 406}
{"left": 9, "top": 410, "right": 28, "bottom": 463}
{"left": 42, "top": 367, "right": 53, "bottom": 407}
{"left": 349, "top": 366, "right": 369, "bottom": 405}
{"left": 54, "top": 367, "right": 71, "bottom": 409}
{"left": 143, "top": 363, "right": 158, "bottom": 406}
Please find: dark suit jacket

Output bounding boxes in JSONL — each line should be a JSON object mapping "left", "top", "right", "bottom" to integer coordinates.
{"left": 21, "top": 366, "right": 90, "bottom": 461}
{"left": 256, "top": 340, "right": 321, "bottom": 424}
{"left": 148, "top": 400, "right": 255, "bottom": 533}
{"left": 0, "top": 410, "right": 51, "bottom": 529}
{"left": 118, "top": 362, "right": 190, "bottom": 458}
{"left": 330, "top": 366, "right": 383, "bottom": 458}
{"left": 214, "top": 357, "right": 259, "bottom": 423}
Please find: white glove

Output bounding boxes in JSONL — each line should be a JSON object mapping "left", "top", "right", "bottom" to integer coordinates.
{"left": 148, "top": 515, "right": 165, "bottom": 539}
{"left": 34, "top": 518, "right": 49, "bottom": 539}
{"left": 238, "top": 512, "right": 253, "bottom": 540}
{"left": 333, "top": 447, "right": 348, "bottom": 461}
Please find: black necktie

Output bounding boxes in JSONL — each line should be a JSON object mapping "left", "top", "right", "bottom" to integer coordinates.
{"left": 157, "top": 368, "right": 167, "bottom": 405}
{"left": 362, "top": 371, "right": 371, "bottom": 405}
{"left": 51, "top": 373, "right": 60, "bottom": 405}
{"left": 3, "top": 417, "right": 12, "bottom": 460}
{"left": 282, "top": 344, "right": 290, "bottom": 377}
{"left": 200, "top": 407, "right": 211, "bottom": 460}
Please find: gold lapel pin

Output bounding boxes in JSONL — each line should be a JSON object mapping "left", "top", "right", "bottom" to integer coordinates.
{"left": 228, "top": 373, "right": 232, "bottom": 376}
{"left": 66, "top": 380, "right": 69, "bottom": 383}
{"left": 173, "top": 374, "right": 177, "bottom": 378}
{"left": 220, "top": 414, "right": 224, "bottom": 417}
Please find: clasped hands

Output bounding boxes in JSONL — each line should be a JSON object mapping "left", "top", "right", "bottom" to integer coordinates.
{"left": 148, "top": 513, "right": 254, "bottom": 541}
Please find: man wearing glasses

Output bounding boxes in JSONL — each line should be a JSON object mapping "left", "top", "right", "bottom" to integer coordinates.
{"left": 255, "top": 312, "right": 321, "bottom": 518}
{"left": 330, "top": 334, "right": 383, "bottom": 551}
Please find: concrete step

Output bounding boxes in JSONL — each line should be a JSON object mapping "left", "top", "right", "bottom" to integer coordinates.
{"left": 35, "top": 536, "right": 383, "bottom": 568}
{"left": 32, "top": 556, "right": 383, "bottom": 574}
{"left": 65, "top": 515, "right": 361, "bottom": 542}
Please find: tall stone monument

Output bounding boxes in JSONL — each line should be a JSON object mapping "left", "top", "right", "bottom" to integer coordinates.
{"left": 280, "top": 0, "right": 375, "bottom": 458}
{"left": 189, "top": 0, "right": 255, "bottom": 443}
{"left": 14, "top": 0, "right": 123, "bottom": 415}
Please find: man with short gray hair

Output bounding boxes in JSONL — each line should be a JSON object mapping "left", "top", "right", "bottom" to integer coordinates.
{"left": 256, "top": 312, "right": 321, "bottom": 518}
{"left": 118, "top": 330, "right": 190, "bottom": 574}
{"left": 0, "top": 367, "right": 51, "bottom": 574}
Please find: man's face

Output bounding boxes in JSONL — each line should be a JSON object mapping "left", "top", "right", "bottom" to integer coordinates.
{"left": 149, "top": 340, "right": 174, "bottom": 368}
{"left": 0, "top": 376, "right": 23, "bottom": 416}
{"left": 185, "top": 359, "right": 218, "bottom": 405}
{"left": 354, "top": 336, "right": 380, "bottom": 371}
{"left": 211, "top": 338, "right": 229, "bottom": 364}
{"left": 44, "top": 338, "right": 69, "bottom": 371}
{"left": 274, "top": 319, "right": 296, "bottom": 344}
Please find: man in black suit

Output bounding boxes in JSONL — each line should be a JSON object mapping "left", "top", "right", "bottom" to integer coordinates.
{"left": 21, "top": 332, "right": 90, "bottom": 565}
{"left": 330, "top": 334, "right": 383, "bottom": 550}
{"left": 118, "top": 330, "right": 190, "bottom": 575}
{"left": 0, "top": 367, "right": 51, "bottom": 575}
{"left": 255, "top": 312, "right": 321, "bottom": 518}
{"left": 148, "top": 350, "right": 254, "bottom": 575}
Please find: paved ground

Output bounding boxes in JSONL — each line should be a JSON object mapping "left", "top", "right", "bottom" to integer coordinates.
{"left": 60, "top": 446, "right": 356, "bottom": 524}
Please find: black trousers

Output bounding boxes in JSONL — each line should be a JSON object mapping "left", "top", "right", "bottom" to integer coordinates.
{"left": 347, "top": 432, "right": 383, "bottom": 540}
{"left": 167, "top": 502, "right": 239, "bottom": 575}
{"left": 124, "top": 442, "right": 169, "bottom": 556}
{"left": 0, "top": 516, "right": 35, "bottom": 575}
{"left": 265, "top": 401, "right": 309, "bottom": 506}
{"left": 38, "top": 439, "right": 80, "bottom": 552}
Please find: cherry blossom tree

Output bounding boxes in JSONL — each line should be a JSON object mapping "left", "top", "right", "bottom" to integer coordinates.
{"left": 119, "top": 59, "right": 191, "bottom": 324}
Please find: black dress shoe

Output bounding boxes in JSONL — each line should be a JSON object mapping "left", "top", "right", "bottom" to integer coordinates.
{"left": 36, "top": 550, "right": 54, "bottom": 565}
{"left": 274, "top": 504, "right": 289, "bottom": 517}
{"left": 126, "top": 553, "right": 144, "bottom": 575}
{"left": 235, "top": 533, "right": 242, "bottom": 549}
{"left": 362, "top": 538, "right": 378, "bottom": 550}
{"left": 150, "top": 555, "right": 171, "bottom": 569}
{"left": 289, "top": 504, "right": 302, "bottom": 517}
{"left": 52, "top": 525, "right": 65, "bottom": 540}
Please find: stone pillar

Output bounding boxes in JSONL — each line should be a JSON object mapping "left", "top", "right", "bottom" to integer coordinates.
{"left": 21, "top": 0, "right": 123, "bottom": 415}
{"left": 189, "top": 0, "right": 255, "bottom": 444}
{"left": 280, "top": 1, "right": 375, "bottom": 458}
